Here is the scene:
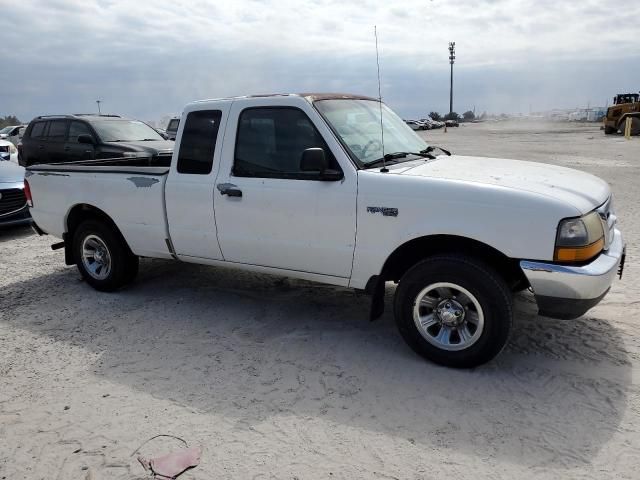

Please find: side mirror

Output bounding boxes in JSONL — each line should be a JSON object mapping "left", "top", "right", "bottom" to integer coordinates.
{"left": 300, "top": 148, "right": 343, "bottom": 181}
{"left": 77, "top": 134, "right": 95, "bottom": 145}
{"left": 300, "top": 147, "right": 328, "bottom": 173}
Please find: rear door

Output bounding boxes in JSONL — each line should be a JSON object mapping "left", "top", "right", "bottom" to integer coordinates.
{"left": 45, "top": 120, "right": 69, "bottom": 164}
{"left": 164, "top": 104, "right": 230, "bottom": 260}
{"left": 64, "top": 121, "right": 96, "bottom": 161}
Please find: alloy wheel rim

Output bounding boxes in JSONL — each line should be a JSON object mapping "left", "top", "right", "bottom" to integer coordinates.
{"left": 81, "top": 234, "right": 112, "bottom": 280}
{"left": 412, "top": 282, "right": 485, "bottom": 351}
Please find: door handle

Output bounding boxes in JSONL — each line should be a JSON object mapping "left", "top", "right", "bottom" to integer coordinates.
{"left": 217, "top": 183, "right": 242, "bottom": 197}
{"left": 64, "top": 146, "right": 70, "bottom": 151}
{"left": 38, "top": 145, "right": 44, "bottom": 149}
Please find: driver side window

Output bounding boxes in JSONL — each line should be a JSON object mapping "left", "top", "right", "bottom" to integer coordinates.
{"left": 233, "top": 107, "right": 339, "bottom": 179}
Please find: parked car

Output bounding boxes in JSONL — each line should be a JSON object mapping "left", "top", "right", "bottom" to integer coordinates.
{"left": 422, "top": 118, "right": 444, "bottom": 130}
{"left": 154, "top": 127, "right": 169, "bottom": 139}
{"left": 0, "top": 160, "right": 30, "bottom": 227}
{"left": 25, "top": 93, "right": 625, "bottom": 368}
{"left": 0, "top": 139, "right": 18, "bottom": 163}
{"left": 445, "top": 119, "right": 459, "bottom": 127}
{"left": 19, "top": 114, "right": 174, "bottom": 167}
{"left": 0, "top": 125, "right": 27, "bottom": 146}
{"left": 405, "top": 120, "right": 422, "bottom": 131}
{"left": 166, "top": 117, "right": 180, "bottom": 140}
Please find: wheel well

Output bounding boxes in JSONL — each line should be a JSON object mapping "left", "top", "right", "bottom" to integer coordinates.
{"left": 64, "top": 204, "right": 132, "bottom": 264}
{"left": 380, "top": 235, "right": 527, "bottom": 290}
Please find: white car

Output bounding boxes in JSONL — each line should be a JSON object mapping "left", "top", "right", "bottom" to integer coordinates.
{"left": 0, "top": 160, "right": 30, "bottom": 227}
{"left": 0, "top": 140, "right": 18, "bottom": 163}
{"left": 25, "top": 93, "right": 625, "bottom": 368}
{"left": 405, "top": 120, "right": 422, "bottom": 130}
{"left": 0, "top": 125, "right": 27, "bottom": 146}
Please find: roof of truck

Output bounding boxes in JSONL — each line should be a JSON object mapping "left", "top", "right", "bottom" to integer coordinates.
{"left": 191, "top": 93, "right": 379, "bottom": 104}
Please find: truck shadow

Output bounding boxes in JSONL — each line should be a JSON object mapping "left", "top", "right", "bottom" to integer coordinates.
{"left": 1, "top": 258, "right": 632, "bottom": 470}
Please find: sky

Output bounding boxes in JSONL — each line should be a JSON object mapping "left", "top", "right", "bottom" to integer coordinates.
{"left": 1, "top": 0, "right": 639, "bottom": 124}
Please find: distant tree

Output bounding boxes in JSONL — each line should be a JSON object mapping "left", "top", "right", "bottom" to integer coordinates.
{"left": 429, "top": 111, "right": 442, "bottom": 121}
{"left": 444, "top": 111, "right": 460, "bottom": 121}
{"left": 0, "top": 115, "right": 21, "bottom": 128}
{"left": 462, "top": 110, "right": 475, "bottom": 121}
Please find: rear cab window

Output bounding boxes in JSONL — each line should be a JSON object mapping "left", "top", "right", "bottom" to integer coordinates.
{"left": 176, "top": 110, "right": 222, "bottom": 175}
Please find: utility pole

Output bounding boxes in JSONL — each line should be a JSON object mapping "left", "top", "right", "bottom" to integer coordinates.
{"left": 448, "top": 42, "right": 455, "bottom": 116}
{"left": 96, "top": 100, "right": 102, "bottom": 115}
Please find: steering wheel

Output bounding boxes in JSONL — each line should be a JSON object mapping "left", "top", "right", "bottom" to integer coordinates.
{"left": 361, "top": 139, "right": 383, "bottom": 159}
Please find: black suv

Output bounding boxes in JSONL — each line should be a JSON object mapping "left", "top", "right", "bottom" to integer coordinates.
{"left": 19, "top": 114, "right": 175, "bottom": 167}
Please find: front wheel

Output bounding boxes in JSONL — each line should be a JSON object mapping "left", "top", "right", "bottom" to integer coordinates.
{"left": 73, "top": 220, "right": 139, "bottom": 291}
{"left": 394, "top": 255, "right": 513, "bottom": 368}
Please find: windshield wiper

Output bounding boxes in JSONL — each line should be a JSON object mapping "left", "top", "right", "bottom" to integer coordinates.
{"left": 422, "top": 146, "right": 451, "bottom": 156}
{"left": 140, "top": 138, "right": 160, "bottom": 141}
{"left": 363, "top": 151, "right": 436, "bottom": 169}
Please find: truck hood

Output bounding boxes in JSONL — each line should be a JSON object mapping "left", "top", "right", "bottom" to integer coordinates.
{"left": 395, "top": 155, "right": 609, "bottom": 214}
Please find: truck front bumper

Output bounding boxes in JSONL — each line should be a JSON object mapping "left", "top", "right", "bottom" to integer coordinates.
{"left": 520, "top": 228, "right": 625, "bottom": 319}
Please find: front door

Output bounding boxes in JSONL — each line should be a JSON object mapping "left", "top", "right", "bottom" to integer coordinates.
{"left": 213, "top": 100, "right": 358, "bottom": 279}
{"left": 65, "top": 121, "right": 95, "bottom": 161}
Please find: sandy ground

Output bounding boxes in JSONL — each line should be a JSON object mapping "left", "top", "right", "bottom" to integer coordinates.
{"left": 1, "top": 121, "right": 638, "bottom": 479}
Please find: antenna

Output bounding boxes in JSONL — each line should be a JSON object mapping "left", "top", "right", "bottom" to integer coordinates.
{"left": 374, "top": 25, "right": 387, "bottom": 172}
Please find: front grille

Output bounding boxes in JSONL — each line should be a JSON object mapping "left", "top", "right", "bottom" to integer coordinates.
{"left": 0, "top": 188, "right": 27, "bottom": 216}
{"left": 0, "top": 145, "right": 9, "bottom": 153}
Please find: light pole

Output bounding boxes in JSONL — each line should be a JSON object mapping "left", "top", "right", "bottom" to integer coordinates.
{"left": 448, "top": 42, "right": 455, "bottom": 116}
{"left": 96, "top": 100, "right": 102, "bottom": 115}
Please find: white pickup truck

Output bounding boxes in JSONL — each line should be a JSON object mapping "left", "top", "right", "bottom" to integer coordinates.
{"left": 25, "top": 93, "right": 626, "bottom": 368}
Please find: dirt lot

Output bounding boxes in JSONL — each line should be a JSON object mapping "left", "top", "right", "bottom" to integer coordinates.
{"left": 1, "top": 121, "right": 638, "bottom": 479}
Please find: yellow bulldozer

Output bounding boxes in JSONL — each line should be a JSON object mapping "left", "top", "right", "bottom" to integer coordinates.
{"left": 604, "top": 92, "right": 640, "bottom": 135}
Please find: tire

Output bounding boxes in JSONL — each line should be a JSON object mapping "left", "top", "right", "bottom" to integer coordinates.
{"left": 393, "top": 255, "right": 513, "bottom": 368}
{"left": 617, "top": 117, "right": 640, "bottom": 136}
{"left": 604, "top": 126, "right": 616, "bottom": 135}
{"left": 72, "top": 220, "right": 139, "bottom": 291}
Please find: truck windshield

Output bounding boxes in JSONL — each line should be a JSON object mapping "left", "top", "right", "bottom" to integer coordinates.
{"left": 92, "top": 120, "right": 164, "bottom": 142}
{"left": 314, "top": 99, "right": 429, "bottom": 167}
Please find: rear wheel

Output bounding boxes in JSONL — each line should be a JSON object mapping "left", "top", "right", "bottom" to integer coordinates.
{"left": 394, "top": 255, "right": 512, "bottom": 368}
{"left": 604, "top": 125, "right": 616, "bottom": 135}
{"left": 73, "top": 220, "right": 139, "bottom": 291}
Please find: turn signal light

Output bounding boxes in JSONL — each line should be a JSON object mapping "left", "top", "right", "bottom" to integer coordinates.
{"left": 554, "top": 237, "right": 604, "bottom": 262}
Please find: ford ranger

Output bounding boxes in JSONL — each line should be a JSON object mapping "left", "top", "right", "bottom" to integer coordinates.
{"left": 24, "top": 93, "right": 626, "bottom": 368}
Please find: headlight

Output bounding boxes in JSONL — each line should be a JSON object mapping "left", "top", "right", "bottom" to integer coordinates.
{"left": 9, "top": 144, "right": 16, "bottom": 154}
{"left": 554, "top": 211, "right": 604, "bottom": 262}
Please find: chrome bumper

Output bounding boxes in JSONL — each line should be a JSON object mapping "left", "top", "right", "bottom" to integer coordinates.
{"left": 520, "top": 228, "right": 625, "bottom": 319}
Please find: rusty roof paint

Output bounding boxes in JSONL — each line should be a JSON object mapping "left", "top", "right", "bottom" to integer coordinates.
{"left": 298, "top": 93, "right": 379, "bottom": 102}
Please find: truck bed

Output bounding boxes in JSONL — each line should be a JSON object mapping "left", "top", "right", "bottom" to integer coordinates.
{"left": 26, "top": 159, "right": 172, "bottom": 259}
